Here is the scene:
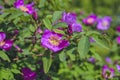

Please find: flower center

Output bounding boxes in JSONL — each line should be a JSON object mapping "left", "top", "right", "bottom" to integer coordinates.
{"left": 87, "top": 18, "right": 94, "bottom": 24}
{"left": 102, "top": 21, "right": 109, "bottom": 27}
{"left": 19, "top": 6, "right": 28, "bottom": 12}
{"left": 0, "top": 41, "right": 5, "bottom": 47}
{"left": 48, "top": 35, "right": 61, "bottom": 46}
{"left": 105, "top": 71, "right": 111, "bottom": 78}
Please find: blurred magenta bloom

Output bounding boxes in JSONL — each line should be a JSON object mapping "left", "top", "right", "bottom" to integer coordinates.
{"left": 36, "top": 27, "right": 42, "bottom": 34}
{"left": 21, "top": 68, "right": 36, "bottom": 80}
{"left": 105, "top": 57, "right": 112, "bottom": 64}
{"left": 97, "top": 16, "right": 112, "bottom": 30}
{"left": 116, "top": 65, "right": 120, "bottom": 72}
{"left": 61, "top": 12, "right": 76, "bottom": 25}
{"left": 0, "top": 5, "right": 4, "bottom": 14}
{"left": 83, "top": 14, "right": 97, "bottom": 25}
{"left": 14, "top": 0, "right": 24, "bottom": 9}
{"left": 0, "top": 32, "right": 13, "bottom": 51}
{"left": 88, "top": 57, "right": 96, "bottom": 63}
{"left": 68, "top": 23, "right": 82, "bottom": 34}
{"left": 102, "top": 65, "right": 114, "bottom": 79}
{"left": 32, "top": 10, "right": 38, "bottom": 20}
{"left": 89, "top": 37, "right": 95, "bottom": 43}
{"left": 116, "top": 26, "right": 120, "bottom": 32}
{"left": 116, "top": 36, "right": 120, "bottom": 44}
{"left": 14, "top": 0, "right": 37, "bottom": 19}
{"left": 14, "top": 45, "right": 23, "bottom": 52}
{"left": 41, "top": 29, "right": 69, "bottom": 52}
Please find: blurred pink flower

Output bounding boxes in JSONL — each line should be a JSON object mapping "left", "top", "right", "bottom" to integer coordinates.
{"left": 116, "top": 36, "right": 120, "bottom": 44}
{"left": 116, "top": 26, "right": 120, "bottom": 32}
{"left": 102, "top": 65, "right": 114, "bottom": 79}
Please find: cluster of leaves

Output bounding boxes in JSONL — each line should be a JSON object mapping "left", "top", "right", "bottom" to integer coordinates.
{"left": 0, "top": 0, "right": 120, "bottom": 80}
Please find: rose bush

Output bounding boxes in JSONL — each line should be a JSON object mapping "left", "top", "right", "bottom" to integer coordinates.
{"left": 0, "top": 0, "right": 120, "bottom": 80}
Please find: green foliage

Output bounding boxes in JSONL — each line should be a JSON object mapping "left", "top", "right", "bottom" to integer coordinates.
{"left": 42, "top": 57, "right": 52, "bottom": 73}
{"left": 78, "top": 36, "right": 90, "bottom": 59}
{"left": 0, "top": 51, "right": 10, "bottom": 62}
{"left": 0, "top": 0, "right": 120, "bottom": 80}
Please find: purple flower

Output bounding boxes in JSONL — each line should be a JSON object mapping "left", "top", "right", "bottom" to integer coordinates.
{"left": 105, "top": 57, "right": 112, "bottom": 64}
{"left": 89, "top": 37, "right": 95, "bottom": 43}
{"left": 0, "top": 5, "right": 4, "bottom": 14}
{"left": 32, "top": 10, "right": 38, "bottom": 20}
{"left": 0, "top": 5, "right": 3, "bottom": 9}
{"left": 116, "top": 65, "right": 120, "bottom": 72}
{"left": 0, "top": 32, "right": 13, "bottom": 51}
{"left": 116, "top": 36, "right": 120, "bottom": 44}
{"left": 88, "top": 57, "right": 96, "bottom": 63}
{"left": 14, "top": 0, "right": 24, "bottom": 9}
{"left": 36, "top": 27, "right": 42, "bottom": 34}
{"left": 14, "top": 0, "right": 37, "bottom": 18}
{"left": 68, "top": 23, "right": 82, "bottom": 34}
{"left": 41, "top": 29, "right": 69, "bottom": 52}
{"left": 14, "top": 45, "right": 23, "bottom": 52}
{"left": 21, "top": 68, "right": 36, "bottom": 80}
{"left": 83, "top": 14, "right": 97, "bottom": 25}
{"left": 102, "top": 65, "right": 114, "bottom": 79}
{"left": 116, "top": 26, "right": 120, "bottom": 33}
{"left": 61, "top": 12, "right": 76, "bottom": 25}
{"left": 25, "top": 2, "right": 34, "bottom": 14}
{"left": 97, "top": 16, "right": 112, "bottom": 30}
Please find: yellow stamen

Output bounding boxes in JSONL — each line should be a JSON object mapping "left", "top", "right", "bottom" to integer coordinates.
{"left": 0, "top": 41, "right": 5, "bottom": 46}
{"left": 19, "top": 6, "right": 28, "bottom": 12}
{"left": 48, "top": 35, "right": 61, "bottom": 46}
{"left": 87, "top": 18, "right": 94, "bottom": 23}
{"left": 102, "top": 21, "right": 108, "bottom": 27}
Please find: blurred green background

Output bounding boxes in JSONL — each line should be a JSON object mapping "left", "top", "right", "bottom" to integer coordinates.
{"left": 1, "top": 0, "right": 120, "bottom": 24}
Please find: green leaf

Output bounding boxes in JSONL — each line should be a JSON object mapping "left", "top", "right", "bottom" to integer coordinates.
{"left": 53, "top": 22, "right": 68, "bottom": 29}
{"left": 52, "top": 11, "right": 62, "bottom": 22}
{"left": 0, "top": 51, "right": 10, "bottom": 62}
{"left": 90, "top": 48, "right": 102, "bottom": 62}
{"left": 8, "top": 12, "right": 23, "bottom": 21}
{"left": 38, "top": 0, "right": 47, "bottom": 8}
{"left": 11, "top": 69, "right": 21, "bottom": 74}
{"left": 0, "top": 69, "right": 14, "bottom": 80}
{"left": 42, "top": 57, "right": 52, "bottom": 73}
{"left": 86, "top": 31, "right": 101, "bottom": 36}
{"left": 78, "top": 36, "right": 90, "bottom": 59}
{"left": 43, "top": 18, "right": 52, "bottom": 30}
{"left": 53, "top": 29, "right": 65, "bottom": 35}
{"left": 93, "top": 37, "right": 110, "bottom": 50}
{"left": 59, "top": 51, "right": 66, "bottom": 62}
{"left": 66, "top": 48, "right": 76, "bottom": 61}
{"left": 29, "top": 24, "right": 35, "bottom": 32}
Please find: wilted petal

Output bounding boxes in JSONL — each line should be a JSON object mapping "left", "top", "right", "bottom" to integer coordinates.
{"left": 0, "top": 32, "right": 6, "bottom": 42}
{"left": 2, "top": 40, "right": 13, "bottom": 51}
